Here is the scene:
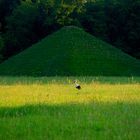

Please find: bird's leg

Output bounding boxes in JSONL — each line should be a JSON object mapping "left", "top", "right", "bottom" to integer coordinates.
{"left": 76, "top": 91, "right": 80, "bottom": 95}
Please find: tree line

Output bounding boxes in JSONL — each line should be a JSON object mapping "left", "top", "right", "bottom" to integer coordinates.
{"left": 0, "top": 0, "right": 140, "bottom": 62}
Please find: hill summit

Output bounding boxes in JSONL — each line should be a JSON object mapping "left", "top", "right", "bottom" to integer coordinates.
{"left": 0, "top": 26, "right": 140, "bottom": 76}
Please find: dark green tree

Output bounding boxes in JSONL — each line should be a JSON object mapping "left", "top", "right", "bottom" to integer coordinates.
{"left": 80, "top": 1, "right": 107, "bottom": 40}
{"left": 0, "top": 0, "right": 21, "bottom": 32}
{"left": 3, "top": 1, "right": 39, "bottom": 57}
{"left": 0, "top": 36, "right": 4, "bottom": 62}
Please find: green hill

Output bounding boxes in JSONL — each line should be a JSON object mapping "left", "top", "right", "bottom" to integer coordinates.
{"left": 0, "top": 26, "right": 140, "bottom": 76}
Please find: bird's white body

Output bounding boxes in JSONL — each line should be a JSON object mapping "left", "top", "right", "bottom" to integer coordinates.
{"left": 75, "top": 83, "right": 80, "bottom": 88}
{"left": 74, "top": 80, "right": 81, "bottom": 90}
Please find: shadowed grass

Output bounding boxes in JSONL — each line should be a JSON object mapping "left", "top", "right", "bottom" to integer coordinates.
{"left": 0, "top": 102, "right": 140, "bottom": 140}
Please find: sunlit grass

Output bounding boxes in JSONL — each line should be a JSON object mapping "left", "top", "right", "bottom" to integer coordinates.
{"left": 0, "top": 83, "right": 140, "bottom": 107}
{"left": 0, "top": 77, "right": 140, "bottom": 140}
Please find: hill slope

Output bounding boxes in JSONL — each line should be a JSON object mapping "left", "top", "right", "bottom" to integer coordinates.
{"left": 0, "top": 26, "right": 140, "bottom": 76}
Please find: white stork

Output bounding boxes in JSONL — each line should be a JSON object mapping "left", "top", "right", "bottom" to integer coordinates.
{"left": 74, "top": 80, "right": 81, "bottom": 90}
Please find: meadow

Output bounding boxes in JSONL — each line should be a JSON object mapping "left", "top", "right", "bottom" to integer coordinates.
{"left": 0, "top": 76, "right": 140, "bottom": 140}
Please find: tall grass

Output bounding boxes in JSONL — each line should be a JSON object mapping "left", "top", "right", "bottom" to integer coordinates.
{"left": 0, "top": 76, "right": 140, "bottom": 140}
{"left": 0, "top": 76, "right": 140, "bottom": 85}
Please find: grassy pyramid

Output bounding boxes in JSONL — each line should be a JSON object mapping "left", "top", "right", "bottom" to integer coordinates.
{"left": 0, "top": 26, "right": 140, "bottom": 76}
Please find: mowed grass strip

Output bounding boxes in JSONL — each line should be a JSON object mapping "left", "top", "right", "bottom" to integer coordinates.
{"left": 0, "top": 80, "right": 140, "bottom": 140}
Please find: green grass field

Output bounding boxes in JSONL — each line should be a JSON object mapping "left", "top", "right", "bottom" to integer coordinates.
{"left": 0, "top": 76, "right": 140, "bottom": 140}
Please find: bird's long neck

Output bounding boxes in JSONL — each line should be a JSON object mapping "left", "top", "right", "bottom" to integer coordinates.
{"left": 75, "top": 82, "right": 79, "bottom": 86}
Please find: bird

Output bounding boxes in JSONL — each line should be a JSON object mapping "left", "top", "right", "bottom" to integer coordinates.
{"left": 74, "top": 80, "right": 81, "bottom": 90}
